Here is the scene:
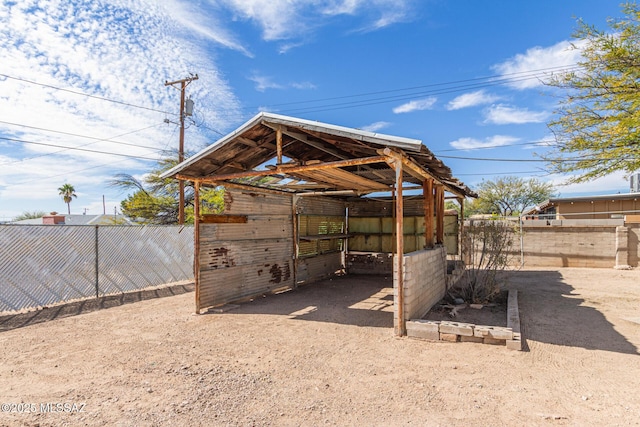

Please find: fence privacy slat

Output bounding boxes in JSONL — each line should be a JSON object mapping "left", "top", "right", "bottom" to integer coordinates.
{"left": 0, "top": 225, "right": 194, "bottom": 313}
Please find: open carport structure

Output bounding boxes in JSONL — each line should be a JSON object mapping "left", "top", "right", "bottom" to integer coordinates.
{"left": 162, "top": 112, "right": 475, "bottom": 335}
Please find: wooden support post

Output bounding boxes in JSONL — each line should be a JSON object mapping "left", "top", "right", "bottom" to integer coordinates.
{"left": 276, "top": 126, "right": 283, "bottom": 164}
{"left": 194, "top": 181, "right": 201, "bottom": 314}
{"left": 458, "top": 197, "right": 464, "bottom": 256}
{"left": 292, "top": 195, "right": 299, "bottom": 289}
{"left": 436, "top": 184, "right": 445, "bottom": 245}
{"left": 394, "top": 160, "right": 405, "bottom": 337}
{"left": 423, "top": 178, "right": 434, "bottom": 248}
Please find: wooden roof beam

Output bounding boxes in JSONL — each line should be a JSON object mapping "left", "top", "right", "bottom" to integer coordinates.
{"left": 379, "top": 148, "right": 467, "bottom": 198}
{"left": 177, "top": 155, "right": 387, "bottom": 183}
{"left": 268, "top": 125, "right": 389, "bottom": 182}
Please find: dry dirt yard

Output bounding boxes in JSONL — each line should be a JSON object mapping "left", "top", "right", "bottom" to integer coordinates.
{"left": 1, "top": 268, "right": 639, "bottom": 426}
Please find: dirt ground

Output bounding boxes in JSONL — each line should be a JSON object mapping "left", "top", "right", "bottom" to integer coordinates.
{"left": 424, "top": 290, "right": 508, "bottom": 327}
{"left": 1, "top": 268, "right": 639, "bottom": 426}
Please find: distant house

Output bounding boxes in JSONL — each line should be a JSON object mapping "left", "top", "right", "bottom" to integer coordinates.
{"left": 523, "top": 193, "right": 640, "bottom": 222}
{"left": 12, "top": 214, "right": 131, "bottom": 225}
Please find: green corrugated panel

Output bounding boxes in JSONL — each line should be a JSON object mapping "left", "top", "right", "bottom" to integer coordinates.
{"left": 349, "top": 217, "right": 382, "bottom": 233}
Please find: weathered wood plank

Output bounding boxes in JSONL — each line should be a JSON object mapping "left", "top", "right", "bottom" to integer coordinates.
{"left": 199, "top": 214, "right": 248, "bottom": 224}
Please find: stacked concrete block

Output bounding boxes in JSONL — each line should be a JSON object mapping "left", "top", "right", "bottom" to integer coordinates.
{"left": 405, "top": 290, "right": 523, "bottom": 351}
{"left": 394, "top": 246, "right": 448, "bottom": 330}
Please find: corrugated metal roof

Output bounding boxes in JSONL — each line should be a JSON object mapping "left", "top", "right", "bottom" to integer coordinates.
{"left": 162, "top": 112, "right": 475, "bottom": 198}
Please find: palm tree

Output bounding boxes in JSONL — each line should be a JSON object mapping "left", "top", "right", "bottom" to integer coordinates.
{"left": 58, "top": 183, "right": 77, "bottom": 215}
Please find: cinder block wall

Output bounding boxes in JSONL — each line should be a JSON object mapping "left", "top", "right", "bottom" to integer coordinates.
{"left": 520, "top": 225, "right": 618, "bottom": 268}
{"left": 394, "top": 246, "right": 447, "bottom": 330}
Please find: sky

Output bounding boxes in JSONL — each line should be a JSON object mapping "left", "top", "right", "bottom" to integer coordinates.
{"left": 0, "top": 0, "right": 633, "bottom": 221}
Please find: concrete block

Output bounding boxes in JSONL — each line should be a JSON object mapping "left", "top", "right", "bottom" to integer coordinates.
{"left": 474, "top": 326, "right": 513, "bottom": 340}
{"left": 483, "top": 337, "right": 505, "bottom": 346}
{"left": 440, "top": 321, "right": 474, "bottom": 336}
{"left": 406, "top": 320, "right": 440, "bottom": 341}
{"left": 408, "top": 329, "right": 440, "bottom": 341}
{"left": 507, "top": 290, "right": 521, "bottom": 336}
{"left": 506, "top": 339, "right": 522, "bottom": 351}
{"left": 440, "top": 333, "right": 459, "bottom": 342}
{"left": 460, "top": 335, "right": 484, "bottom": 343}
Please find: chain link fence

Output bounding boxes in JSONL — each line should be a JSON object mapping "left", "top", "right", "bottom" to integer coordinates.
{"left": 0, "top": 225, "right": 194, "bottom": 313}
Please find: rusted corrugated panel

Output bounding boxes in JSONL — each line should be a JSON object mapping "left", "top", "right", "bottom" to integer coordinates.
{"left": 199, "top": 259, "right": 293, "bottom": 308}
{"left": 199, "top": 239, "right": 292, "bottom": 271}
{"left": 297, "top": 197, "right": 346, "bottom": 216}
{"left": 199, "top": 216, "right": 291, "bottom": 241}
{"left": 198, "top": 190, "right": 295, "bottom": 309}
{"left": 296, "top": 252, "right": 343, "bottom": 284}
{"left": 223, "top": 190, "right": 292, "bottom": 215}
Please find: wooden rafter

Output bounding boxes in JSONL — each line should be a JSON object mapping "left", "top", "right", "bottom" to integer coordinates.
{"left": 291, "top": 168, "right": 388, "bottom": 192}
{"left": 379, "top": 148, "right": 467, "bottom": 198}
{"left": 176, "top": 155, "right": 387, "bottom": 183}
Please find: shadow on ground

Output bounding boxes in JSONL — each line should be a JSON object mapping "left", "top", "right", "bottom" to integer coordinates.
{"left": 212, "top": 274, "right": 394, "bottom": 329}
{"left": 507, "top": 270, "right": 638, "bottom": 355}
{"left": 0, "top": 283, "right": 194, "bottom": 332}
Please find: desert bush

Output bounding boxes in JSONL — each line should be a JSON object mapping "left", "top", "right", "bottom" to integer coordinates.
{"left": 458, "top": 219, "right": 518, "bottom": 303}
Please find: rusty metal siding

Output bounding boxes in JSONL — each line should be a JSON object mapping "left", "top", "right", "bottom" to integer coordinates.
{"left": 198, "top": 191, "right": 294, "bottom": 309}
{"left": 296, "top": 253, "right": 343, "bottom": 284}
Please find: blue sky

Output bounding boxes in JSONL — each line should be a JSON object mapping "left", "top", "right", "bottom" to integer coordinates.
{"left": 0, "top": 0, "right": 631, "bottom": 220}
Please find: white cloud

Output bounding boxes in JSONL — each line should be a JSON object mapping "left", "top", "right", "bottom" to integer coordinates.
{"left": 0, "top": 0, "right": 242, "bottom": 219}
{"left": 249, "top": 74, "right": 316, "bottom": 92}
{"left": 492, "top": 40, "right": 585, "bottom": 90}
{"left": 249, "top": 75, "right": 285, "bottom": 92}
{"left": 393, "top": 97, "right": 437, "bottom": 114}
{"left": 548, "top": 170, "right": 631, "bottom": 196}
{"left": 361, "top": 121, "right": 391, "bottom": 132}
{"left": 446, "top": 90, "right": 500, "bottom": 111}
{"left": 483, "top": 104, "right": 548, "bottom": 125}
{"left": 219, "top": 0, "right": 415, "bottom": 41}
{"left": 291, "top": 81, "right": 317, "bottom": 90}
{"left": 449, "top": 135, "right": 520, "bottom": 151}
{"left": 165, "top": 0, "right": 252, "bottom": 56}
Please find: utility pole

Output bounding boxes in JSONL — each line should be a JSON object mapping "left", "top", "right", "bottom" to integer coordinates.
{"left": 165, "top": 74, "right": 198, "bottom": 225}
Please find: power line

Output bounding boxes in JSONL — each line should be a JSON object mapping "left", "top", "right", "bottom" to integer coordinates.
{"left": 245, "top": 64, "right": 581, "bottom": 112}
{"left": 0, "top": 73, "right": 174, "bottom": 115}
{"left": 0, "top": 121, "right": 168, "bottom": 165}
{"left": 436, "top": 139, "right": 558, "bottom": 153}
{"left": 5, "top": 158, "right": 130, "bottom": 187}
{"left": 437, "top": 154, "right": 640, "bottom": 163}
{"left": 225, "top": 65, "right": 582, "bottom": 117}
{"left": 0, "top": 136, "right": 161, "bottom": 161}
{"left": 455, "top": 170, "right": 548, "bottom": 176}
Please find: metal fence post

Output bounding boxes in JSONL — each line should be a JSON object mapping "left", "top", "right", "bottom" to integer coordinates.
{"left": 95, "top": 225, "right": 99, "bottom": 298}
{"left": 519, "top": 215, "right": 524, "bottom": 268}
